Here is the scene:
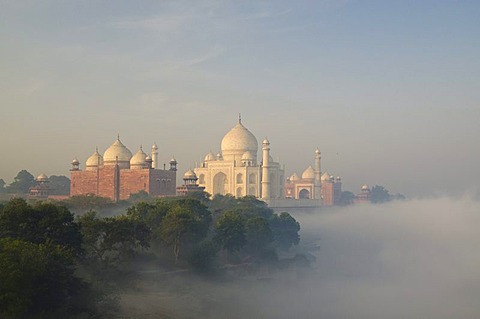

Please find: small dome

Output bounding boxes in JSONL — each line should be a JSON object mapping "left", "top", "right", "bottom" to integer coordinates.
{"left": 315, "top": 148, "right": 321, "bottom": 155}
{"left": 152, "top": 142, "right": 158, "bottom": 150}
{"left": 72, "top": 158, "right": 79, "bottom": 165}
{"left": 361, "top": 184, "right": 370, "bottom": 191}
{"left": 204, "top": 152, "right": 216, "bottom": 161}
{"left": 302, "top": 166, "right": 315, "bottom": 179}
{"left": 336, "top": 176, "right": 341, "bottom": 181}
{"left": 241, "top": 151, "right": 254, "bottom": 161}
{"left": 145, "top": 155, "right": 151, "bottom": 161}
{"left": 321, "top": 171, "right": 330, "bottom": 181}
{"left": 130, "top": 146, "right": 147, "bottom": 168}
{"left": 103, "top": 136, "right": 132, "bottom": 165}
{"left": 86, "top": 149, "right": 103, "bottom": 168}
{"left": 170, "top": 157, "right": 177, "bottom": 164}
{"left": 263, "top": 137, "right": 270, "bottom": 145}
{"left": 216, "top": 153, "right": 223, "bottom": 160}
{"left": 183, "top": 169, "right": 197, "bottom": 179}
{"left": 290, "top": 173, "right": 299, "bottom": 181}
{"left": 36, "top": 173, "right": 48, "bottom": 181}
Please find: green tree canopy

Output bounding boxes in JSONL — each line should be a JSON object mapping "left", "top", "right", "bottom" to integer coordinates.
{"left": 370, "top": 185, "right": 392, "bottom": 203}
{"left": 0, "top": 238, "right": 89, "bottom": 318}
{"left": 269, "top": 212, "right": 300, "bottom": 251}
{"left": 7, "top": 170, "right": 35, "bottom": 194}
{"left": 0, "top": 198, "right": 82, "bottom": 254}
{"left": 214, "top": 211, "right": 247, "bottom": 255}
{"left": 245, "top": 216, "right": 273, "bottom": 253}
{"left": 48, "top": 175, "right": 71, "bottom": 195}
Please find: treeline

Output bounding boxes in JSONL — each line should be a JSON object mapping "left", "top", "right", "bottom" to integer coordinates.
{"left": 0, "top": 169, "right": 70, "bottom": 195}
{"left": 0, "top": 193, "right": 301, "bottom": 318}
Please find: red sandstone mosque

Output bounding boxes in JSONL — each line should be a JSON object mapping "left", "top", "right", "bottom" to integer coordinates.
{"left": 70, "top": 136, "right": 177, "bottom": 201}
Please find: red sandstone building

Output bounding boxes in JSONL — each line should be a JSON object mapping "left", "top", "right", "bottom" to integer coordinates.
{"left": 70, "top": 137, "right": 177, "bottom": 201}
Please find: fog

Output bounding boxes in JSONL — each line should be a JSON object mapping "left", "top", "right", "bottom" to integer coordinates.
{"left": 120, "top": 196, "right": 480, "bottom": 318}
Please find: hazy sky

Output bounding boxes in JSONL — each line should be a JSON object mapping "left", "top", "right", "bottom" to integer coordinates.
{"left": 1, "top": 0, "right": 479, "bottom": 197}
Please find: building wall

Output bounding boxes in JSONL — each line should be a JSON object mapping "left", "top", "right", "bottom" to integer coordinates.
{"left": 70, "top": 167, "right": 176, "bottom": 201}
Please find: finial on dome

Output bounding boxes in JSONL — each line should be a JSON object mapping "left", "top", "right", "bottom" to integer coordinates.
{"left": 140, "top": 145, "right": 143, "bottom": 151}
{"left": 238, "top": 113, "right": 242, "bottom": 124}
{"left": 95, "top": 146, "right": 98, "bottom": 152}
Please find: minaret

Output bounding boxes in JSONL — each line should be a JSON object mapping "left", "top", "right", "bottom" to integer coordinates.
{"left": 261, "top": 137, "right": 271, "bottom": 200}
{"left": 314, "top": 148, "right": 322, "bottom": 201}
{"left": 152, "top": 142, "right": 158, "bottom": 169}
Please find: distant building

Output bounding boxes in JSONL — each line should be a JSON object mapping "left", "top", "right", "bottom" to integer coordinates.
{"left": 176, "top": 170, "right": 205, "bottom": 196}
{"left": 320, "top": 173, "right": 342, "bottom": 206}
{"left": 194, "top": 117, "right": 285, "bottom": 200}
{"left": 29, "top": 173, "right": 51, "bottom": 198}
{"left": 70, "top": 136, "right": 177, "bottom": 201}
{"left": 354, "top": 184, "right": 371, "bottom": 204}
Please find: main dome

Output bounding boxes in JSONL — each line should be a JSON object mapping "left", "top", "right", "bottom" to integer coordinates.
{"left": 221, "top": 121, "right": 258, "bottom": 162}
{"left": 103, "top": 136, "right": 132, "bottom": 167}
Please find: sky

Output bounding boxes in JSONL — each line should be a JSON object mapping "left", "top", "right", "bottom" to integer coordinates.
{"left": 0, "top": 0, "right": 479, "bottom": 197}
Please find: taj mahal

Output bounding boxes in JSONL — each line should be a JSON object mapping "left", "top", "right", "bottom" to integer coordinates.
{"left": 193, "top": 116, "right": 327, "bottom": 208}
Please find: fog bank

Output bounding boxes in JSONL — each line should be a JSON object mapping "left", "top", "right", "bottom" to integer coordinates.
{"left": 121, "top": 196, "right": 480, "bottom": 318}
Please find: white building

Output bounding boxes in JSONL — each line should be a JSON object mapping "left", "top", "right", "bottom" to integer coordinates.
{"left": 194, "top": 118, "right": 285, "bottom": 200}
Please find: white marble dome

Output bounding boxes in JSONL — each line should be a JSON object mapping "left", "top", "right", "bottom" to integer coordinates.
{"left": 183, "top": 169, "right": 197, "bottom": 179}
{"left": 241, "top": 151, "right": 254, "bottom": 160}
{"left": 86, "top": 149, "right": 103, "bottom": 169}
{"left": 130, "top": 146, "right": 147, "bottom": 169}
{"left": 361, "top": 184, "right": 370, "bottom": 191}
{"left": 204, "top": 152, "right": 216, "bottom": 161}
{"left": 221, "top": 122, "right": 258, "bottom": 161}
{"left": 103, "top": 136, "right": 132, "bottom": 166}
{"left": 36, "top": 173, "right": 48, "bottom": 181}
{"left": 302, "top": 166, "right": 315, "bottom": 179}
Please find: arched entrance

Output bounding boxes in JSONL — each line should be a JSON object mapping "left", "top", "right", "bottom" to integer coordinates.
{"left": 299, "top": 188, "right": 310, "bottom": 199}
{"left": 213, "top": 172, "right": 228, "bottom": 195}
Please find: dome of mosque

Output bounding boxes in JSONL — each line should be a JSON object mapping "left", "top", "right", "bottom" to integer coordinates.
{"left": 302, "top": 166, "right": 315, "bottom": 179}
{"left": 36, "top": 173, "right": 48, "bottom": 181}
{"left": 71, "top": 158, "right": 79, "bottom": 165}
{"left": 321, "top": 171, "right": 330, "bottom": 181}
{"left": 86, "top": 149, "right": 103, "bottom": 168}
{"left": 290, "top": 173, "right": 299, "bottom": 181}
{"left": 130, "top": 146, "right": 147, "bottom": 168}
{"left": 221, "top": 121, "right": 258, "bottom": 161}
{"left": 204, "top": 152, "right": 216, "bottom": 161}
{"left": 103, "top": 136, "right": 132, "bottom": 164}
{"left": 183, "top": 169, "right": 197, "bottom": 180}
{"left": 361, "top": 184, "right": 370, "bottom": 191}
{"left": 241, "top": 151, "right": 254, "bottom": 160}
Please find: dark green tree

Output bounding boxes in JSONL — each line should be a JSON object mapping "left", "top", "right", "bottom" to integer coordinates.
{"left": 269, "top": 212, "right": 300, "bottom": 250}
{"left": 48, "top": 175, "right": 71, "bottom": 195}
{"left": 245, "top": 216, "right": 273, "bottom": 253}
{"left": 160, "top": 201, "right": 211, "bottom": 264}
{"left": 338, "top": 191, "right": 355, "bottom": 206}
{"left": 7, "top": 170, "right": 35, "bottom": 194}
{"left": 77, "top": 211, "right": 150, "bottom": 267}
{"left": 0, "top": 179, "right": 5, "bottom": 193}
{"left": 0, "top": 238, "right": 90, "bottom": 318}
{"left": 0, "top": 198, "right": 82, "bottom": 254}
{"left": 214, "top": 211, "right": 246, "bottom": 256}
{"left": 370, "top": 185, "right": 391, "bottom": 203}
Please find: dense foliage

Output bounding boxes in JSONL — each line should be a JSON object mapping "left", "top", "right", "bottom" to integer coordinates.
{"left": 0, "top": 193, "right": 302, "bottom": 317}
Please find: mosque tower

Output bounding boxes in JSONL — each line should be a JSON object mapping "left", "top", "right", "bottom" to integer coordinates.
{"left": 261, "top": 137, "right": 271, "bottom": 200}
{"left": 314, "top": 148, "right": 322, "bottom": 201}
{"left": 151, "top": 142, "right": 158, "bottom": 169}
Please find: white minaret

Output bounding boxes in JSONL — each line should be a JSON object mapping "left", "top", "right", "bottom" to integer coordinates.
{"left": 151, "top": 142, "right": 159, "bottom": 169}
{"left": 261, "top": 137, "right": 271, "bottom": 200}
{"left": 314, "top": 148, "right": 322, "bottom": 201}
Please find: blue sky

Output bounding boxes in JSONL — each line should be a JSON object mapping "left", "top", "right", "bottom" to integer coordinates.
{"left": 1, "top": 0, "right": 479, "bottom": 196}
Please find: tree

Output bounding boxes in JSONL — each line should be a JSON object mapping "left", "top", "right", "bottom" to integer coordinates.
{"left": 7, "top": 170, "right": 35, "bottom": 194}
{"left": 0, "top": 179, "right": 5, "bottom": 193}
{"left": 48, "top": 175, "right": 70, "bottom": 195}
{"left": 370, "top": 185, "right": 391, "bottom": 203}
{"left": 128, "top": 190, "right": 151, "bottom": 203}
{"left": 245, "top": 216, "right": 273, "bottom": 253}
{"left": 161, "top": 204, "right": 210, "bottom": 264}
{"left": 77, "top": 211, "right": 150, "bottom": 267}
{"left": 214, "top": 211, "right": 246, "bottom": 256}
{"left": 0, "top": 238, "right": 89, "bottom": 318}
{"left": 338, "top": 191, "right": 355, "bottom": 206}
{"left": 269, "top": 212, "right": 300, "bottom": 251}
{"left": 0, "top": 198, "right": 82, "bottom": 254}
